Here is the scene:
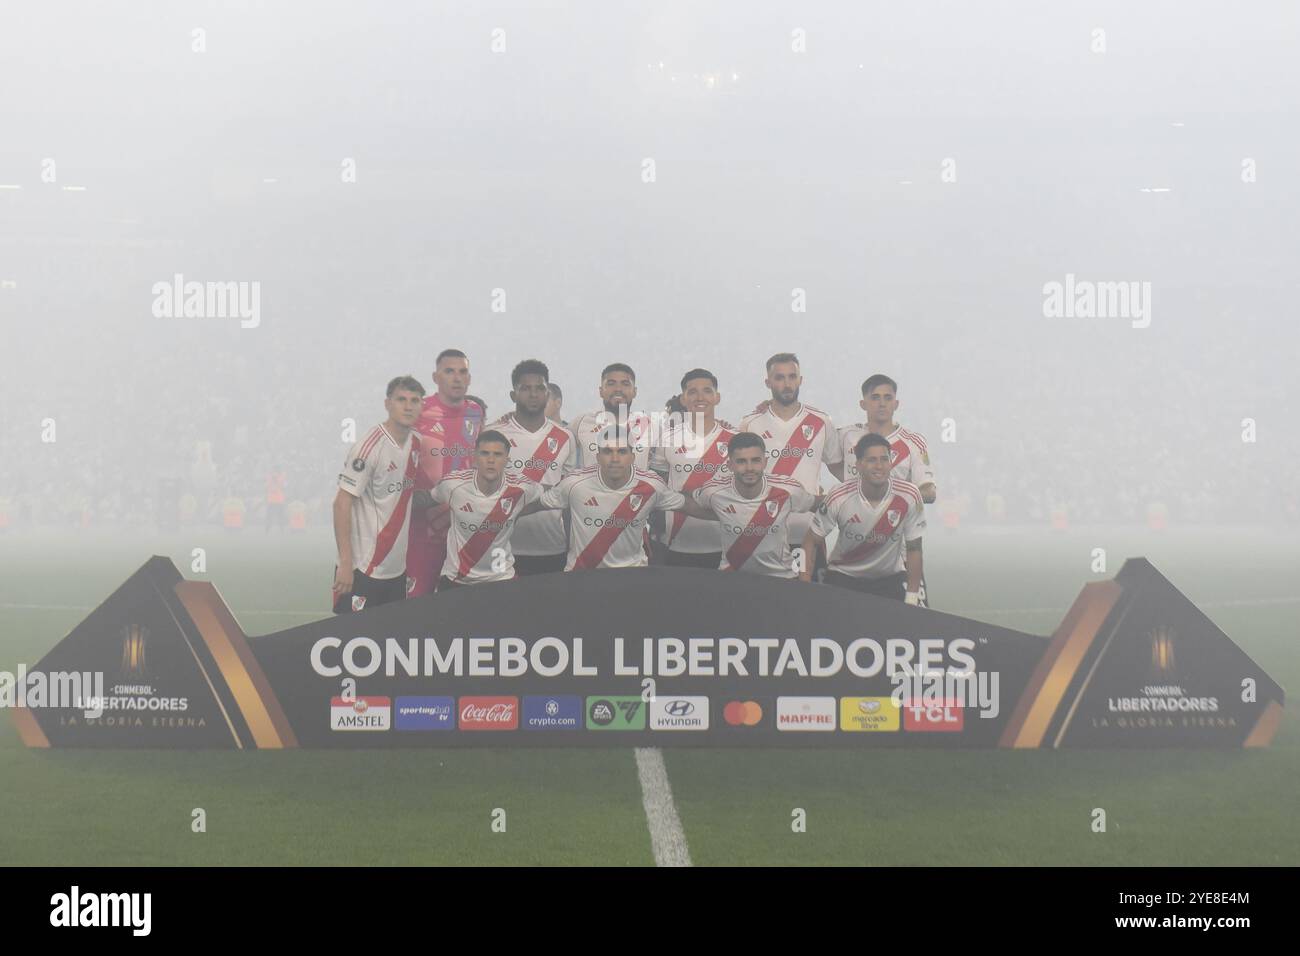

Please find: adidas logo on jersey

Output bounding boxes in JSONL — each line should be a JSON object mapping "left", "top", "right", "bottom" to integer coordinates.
{"left": 847, "top": 514, "right": 863, "bottom": 524}
{"left": 584, "top": 496, "right": 600, "bottom": 507}
{"left": 460, "top": 502, "right": 474, "bottom": 512}
{"left": 387, "top": 461, "right": 398, "bottom": 471}
{"left": 762, "top": 430, "right": 773, "bottom": 439}
{"left": 723, "top": 504, "right": 737, "bottom": 514}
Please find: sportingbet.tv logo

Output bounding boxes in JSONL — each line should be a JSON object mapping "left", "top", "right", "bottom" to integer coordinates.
{"left": 586, "top": 696, "right": 646, "bottom": 730}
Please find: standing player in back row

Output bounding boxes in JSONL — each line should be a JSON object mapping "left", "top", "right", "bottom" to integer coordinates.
{"left": 649, "top": 368, "right": 736, "bottom": 568}
{"left": 569, "top": 363, "right": 654, "bottom": 470}
{"left": 493, "top": 359, "right": 577, "bottom": 575}
{"left": 837, "top": 374, "right": 937, "bottom": 503}
{"left": 740, "top": 353, "right": 844, "bottom": 553}
{"left": 332, "top": 376, "right": 425, "bottom": 613}
{"left": 407, "top": 349, "right": 484, "bottom": 597}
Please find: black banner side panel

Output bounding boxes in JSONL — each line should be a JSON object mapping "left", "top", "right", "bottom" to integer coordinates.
{"left": 20, "top": 557, "right": 244, "bottom": 748}
{"left": 1053, "top": 559, "right": 1285, "bottom": 748}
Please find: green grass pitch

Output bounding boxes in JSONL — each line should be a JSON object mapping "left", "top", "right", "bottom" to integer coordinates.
{"left": 1, "top": 527, "right": 1294, "bottom": 865}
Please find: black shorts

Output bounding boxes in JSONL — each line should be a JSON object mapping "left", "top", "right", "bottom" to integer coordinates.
{"left": 333, "top": 568, "right": 407, "bottom": 614}
{"left": 513, "top": 553, "right": 567, "bottom": 576}
{"left": 665, "top": 549, "right": 722, "bottom": 569}
{"left": 825, "top": 569, "right": 907, "bottom": 601}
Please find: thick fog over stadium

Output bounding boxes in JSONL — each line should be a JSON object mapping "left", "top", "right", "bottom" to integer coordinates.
{"left": 2, "top": 0, "right": 1297, "bottom": 533}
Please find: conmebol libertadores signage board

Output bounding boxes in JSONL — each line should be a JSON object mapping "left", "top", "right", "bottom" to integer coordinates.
{"left": 8, "top": 559, "right": 1283, "bottom": 749}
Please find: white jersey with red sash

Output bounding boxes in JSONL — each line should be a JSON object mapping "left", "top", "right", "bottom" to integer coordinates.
{"left": 694, "top": 474, "right": 815, "bottom": 577}
{"left": 337, "top": 425, "right": 422, "bottom": 580}
{"left": 542, "top": 466, "right": 685, "bottom": 570}
{"left": 741, "top": 402, "right": 841, "bottom": 544}
{"left": 838, "top": 423, "right": 936, "bottom": 489}
{"left": 649, "top": 419, "right": 735, "bottom": 554}
{"left": 432, "top": 471, "right": 542, "bottom": 583}
{"left": 813, "top": 477, "right": 925, "bottom": 579}
{"left": 495, "top": 413, "right": 577, "bottom": 556}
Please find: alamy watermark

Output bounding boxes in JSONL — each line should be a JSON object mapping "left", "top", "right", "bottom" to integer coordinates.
{"left": 151, "top": 274, "right": 261, "bottom": 328}
{"left": 0, "top": 665, "right": 105, "bottom": 717}
{"left": 1042, "top": 273, "right": 1151, "bottom": 328}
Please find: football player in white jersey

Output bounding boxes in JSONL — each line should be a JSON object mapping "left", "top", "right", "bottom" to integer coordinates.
{"left": 740, "top": 352, "right": 844, "bottom": 562}
{"left": 545, "top": 382, "right": 567, "bottom": 427}
{"left": 569, "top": 363, "right": 654, "bottom": 470}
{"left": 332, "top": 375, "right": 425, "bottom": 614}
{"left": 693, "top": 432, "right": 818, "bottom": 578}
{"left": 837, "top": 374, "right": 937, "bottom": 503}
{"left": 495, "top": 359, "right": 578, "bottom": 576}
{"left": 432, "top": 430, "right": 542, "bottom": 589}
{"left": 803, "top": 433, "right": 926, "bottom": 603}
{"left": 649, "top": 368, "right": 736, "bottom": 568}
{"left": 532, "top": 426, "right": 714, "bottom": 571}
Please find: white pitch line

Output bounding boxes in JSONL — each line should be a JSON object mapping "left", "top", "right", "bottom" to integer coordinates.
{"left": 634, "top": 747, "right": 692, "bottom": 867}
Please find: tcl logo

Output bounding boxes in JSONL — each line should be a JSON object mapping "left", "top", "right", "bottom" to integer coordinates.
{"left": 458, "top": 696, "right": 519, "bottom": 730}
{"left": 903, "top": 701, "right": 964, "bottom": 732}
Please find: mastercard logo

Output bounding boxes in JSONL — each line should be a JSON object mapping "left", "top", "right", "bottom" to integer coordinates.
{"left": 723, "top": 700, "right": 763, "bottom": 727}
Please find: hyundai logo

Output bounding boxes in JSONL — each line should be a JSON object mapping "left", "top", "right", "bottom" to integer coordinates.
{"left": 665, "top": 700, "right": 694, "bottom": 717}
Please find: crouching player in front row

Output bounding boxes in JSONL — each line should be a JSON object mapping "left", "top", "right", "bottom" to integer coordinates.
{"left": 431, "top": 430, "right": 543, "bottom": 589}
{"left": 802, "top": 433, "right": 926, "bottom": 603}
{"left": 692, "top": 432, "right": 818, "bottom": 578}
{"left": 532, "top": 426, "right": 716, "bottom": 571}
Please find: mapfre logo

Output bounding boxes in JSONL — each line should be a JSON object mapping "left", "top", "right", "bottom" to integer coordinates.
{"left": 776, "top": 696, "right": 835, "bottom": 731}
{"left": 459, "top": 696, "right": 519, "bottom": 731}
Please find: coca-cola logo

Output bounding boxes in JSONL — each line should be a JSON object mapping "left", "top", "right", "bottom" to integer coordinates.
{"left": 461, "top": 703, "right": 512, "bottom": 721}
{"left": 458, "top": 696, "right": 519, "bottom": 731}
